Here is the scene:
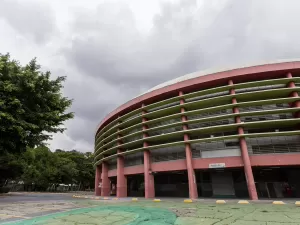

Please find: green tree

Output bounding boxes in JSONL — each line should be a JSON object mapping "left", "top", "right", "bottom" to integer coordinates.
{"left": 15, "top": 147, "right": 94, "bottom": 192}
{"left": 54, "top": 150, "right": 95, "bottom": 190}
{"left": 0, "top": 153, "right": 23, "bottom": 181}
{"left": 21, "top": 146, "right": 59, "bottom": 191}
{"left": 0, "top": 53, "right": 73, "bottom": 155}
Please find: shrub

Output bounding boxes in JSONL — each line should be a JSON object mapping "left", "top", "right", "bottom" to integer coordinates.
{"left": 0, "top": 187, "right": 10, "bottom": 193}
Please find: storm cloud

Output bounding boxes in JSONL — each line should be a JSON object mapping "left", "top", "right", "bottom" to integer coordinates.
{"left": 1, "top": 0, "right": 300, "bottom": 152}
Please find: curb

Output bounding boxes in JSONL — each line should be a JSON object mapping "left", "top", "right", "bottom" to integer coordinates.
{"left": 216, "top": 200, "right": 226, "bottom": 204}
{"left": 72, "top": 196, "right": 300, "bottom": 205}
{"left": 238, "top": 200, "right": 249, "bottom": 204}
{"left": 273, "top": 201, "right": 285, "bottom": 205}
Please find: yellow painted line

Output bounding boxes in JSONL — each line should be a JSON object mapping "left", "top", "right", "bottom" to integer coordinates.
{"left": 113, "top": 197, "right": 119, "bottom": 200}
{"left": 273, "top": 201, "right": 285, "bottom": 205}
{"left": 295, "top": 201, "right": 300, "bottom": 206}
{"left": 184, "top": 199, "right": 193, "bottom": 203}
{"left": 153, "top": 199, "right": 161, "bottom": 202}
{"left": 103, "top": 197, "right": 109, "bottom": 200}
{"left": 216, "top": 200, "right": 226, "bottom": 204}
{"left": 238, "top": 200, "right": 249, "bottom": 204}
{"left": 95, "top": 197, "right": 100, "bottom": 200}
{"left": 132, "top": 198, "right": 138, "bottom": 201}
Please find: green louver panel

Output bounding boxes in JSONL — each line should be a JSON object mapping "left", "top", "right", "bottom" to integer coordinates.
{"left": 94, "top": 77, "right": 300, "bottom": 167}
{"left": 94, "top": 97, "right": 300, "bottom": 154}
{"left": 94, "top": 130, "right": 300, "bottom": 166}
{"left": 95, "top": 77, "right": 300, "bottom": 140}
{"left": 95, "top": 87, "right": 300, "bottom": 147}
{"left": 94, "top": 118, "right": 300, "bottom": 161}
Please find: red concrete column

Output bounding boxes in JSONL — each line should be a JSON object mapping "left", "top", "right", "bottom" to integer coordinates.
{"left": 116, "top": 131, "right": 127, "bottom": 197}
{"left": 144, "top": 149, "right": 155, "bottom": 198}
{"left": 95, "top": 165, "right": 101, "bottom": 196}
{"left": 179, "top": 91, "right": 198, "bottom": 199}
{"left": 117, "top": 151, "right": 127, "bottom": 197}
{"left": 286, "top": 73, "right": 300, "bottom": 117}
{"left": 101, "top": 162, "right": 110, "bottom": 196}
{"left": 142, "top": 105, "right": 155, "bottom": 198}
{"left": 229, "top": 80, "right": 258, "bottom": 200}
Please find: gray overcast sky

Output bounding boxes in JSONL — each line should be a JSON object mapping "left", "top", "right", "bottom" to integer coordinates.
{"left": 0, "top": 0, "right": 299, "bottom": 152}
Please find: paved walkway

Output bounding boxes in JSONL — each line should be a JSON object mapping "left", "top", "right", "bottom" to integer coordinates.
{"left": 1, "top": 193, "right": 300, "bottom": 224}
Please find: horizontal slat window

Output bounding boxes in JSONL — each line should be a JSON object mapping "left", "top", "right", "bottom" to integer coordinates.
{"left": 240, "top": 113, "right": 293, "bottom": 122}
{"left": 247, "top": 135, "right": 300, "bottom": 154}
{"left": 185, "top": 91, "right": 229, "bottom": 103}
{"left": 239, "top": 104, "right": 289, "bottom": 113}
{"left": 188, "top": 118, "right": 235, "bottom": 129}
{"left": 187, "top": 109, "right": 232, "bottom": 120}
{"left": 147, "top": 118, "right": 182, "bottom": 129}
{"left": 123, "top": 134, "right": 143, "bottom": 144}
{"left": 191, "top": 139, "right": 240, "bottom": 158}
{"left": 151, "top": 145, "right": 186, "bottom": 162}
{"left": 147, "top": 102, "right": 180, "bottom": 113}
{"left": 235, "top": 84, "right": 285, "bottom": 94}
{"left": 124, "top": 152, "right": 144, "bottom": 167}
{"left": 108, "top": 158, "right": 117, "bottom": 170}
{"left": 189, "top": 131, "right": 237, "bottom": 140}
{"left": 148, "top": 126, "right": 183, "bottom": 136}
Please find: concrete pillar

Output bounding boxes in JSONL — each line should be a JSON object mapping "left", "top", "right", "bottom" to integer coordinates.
{"left": 286, "top": 73, "right": 300, "bottom": 117}
{"left": 117, "top": 147, "right": 127, "bottom": 197}
{"left": 95, "top": 165, "right": 101, "bottom": 196}
{"left": 116, "top": 130, "right": 127, "bottom": 197}
{"left": 101, "top": 162, "right": 110, "bottom": 196}
{"left": 228, "top": 80, "right": 258, "bottom": 200}
{"left": 142, "top": 105, "right": 155, "bottom": 198}
{"left": 179, "top": 91, "right": 198, "bottom": 199}
{"left": 144, "top": 149, "right": 155, "bottom": 198}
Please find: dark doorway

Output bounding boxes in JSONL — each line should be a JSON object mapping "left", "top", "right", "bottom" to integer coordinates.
{"left": 195, "top": 170, "right": 212, "bottom": 197}
{"left": 232, "top": 170, "right": 249, "bottom": 198}
{"left": 127, "top": 174, "right": 144, "bottom": 197}
{"left": 195, "top": 168, "right": 248, "bottom": 198}
{"left": 110, "top": 176, "right": 116, "bottom": 196}
{"left": 253, "top": 167, "right": 300, "bottom": 198}
{"left": 154, "top": 171, "right": 189, "bottom": 197}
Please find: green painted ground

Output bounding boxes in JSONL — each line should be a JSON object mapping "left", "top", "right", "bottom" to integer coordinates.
{"left": 5, "top": 200, "right": 300, "bottom": 225}
{"left": 5, "top": 206, "right": 176, "bottom": 225}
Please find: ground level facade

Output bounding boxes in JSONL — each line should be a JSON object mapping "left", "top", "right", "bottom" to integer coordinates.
{"left": 94, "top": 61, "right": 300, "bottom": 199}
{"left": 104, "top": 157, "right": 300, "bottom": 199}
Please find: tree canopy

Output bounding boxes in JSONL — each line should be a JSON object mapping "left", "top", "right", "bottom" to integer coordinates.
{"left": 0, "top": 53, "right": 74, "bottom": 154}
{"left": 2, "top": 146, "right": 95, "bottom": 191}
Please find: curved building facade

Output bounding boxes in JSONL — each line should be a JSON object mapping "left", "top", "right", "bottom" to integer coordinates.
{"left": 94, "top": 61, "right": 300, "bottom": 200}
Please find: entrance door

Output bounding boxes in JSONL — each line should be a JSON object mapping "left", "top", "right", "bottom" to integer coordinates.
{"left": 211, "top": 171, "right": 235, "bottom": 198}
{"left": 127, "top": 175, "right": 144, "bottom": 197}
{"left": 154, "top": 171, "right": 189, "bottom": 197}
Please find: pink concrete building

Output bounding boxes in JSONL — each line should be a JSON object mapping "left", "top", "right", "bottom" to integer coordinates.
{"left": 94, "top": 61, "right": 300, "bottom": 199}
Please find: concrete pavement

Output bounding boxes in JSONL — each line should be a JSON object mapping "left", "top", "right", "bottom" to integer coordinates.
{"left": 1, "top": 193, "right": 300, "bottom": 224}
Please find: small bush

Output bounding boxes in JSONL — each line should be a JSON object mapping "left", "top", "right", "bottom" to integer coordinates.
{"left": 0, "top": 187, "right": 10, "bottom": 193}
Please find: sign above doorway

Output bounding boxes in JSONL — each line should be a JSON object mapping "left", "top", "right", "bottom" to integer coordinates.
{"left": 209, "top": 163, "right": 226, "bottom": 168}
